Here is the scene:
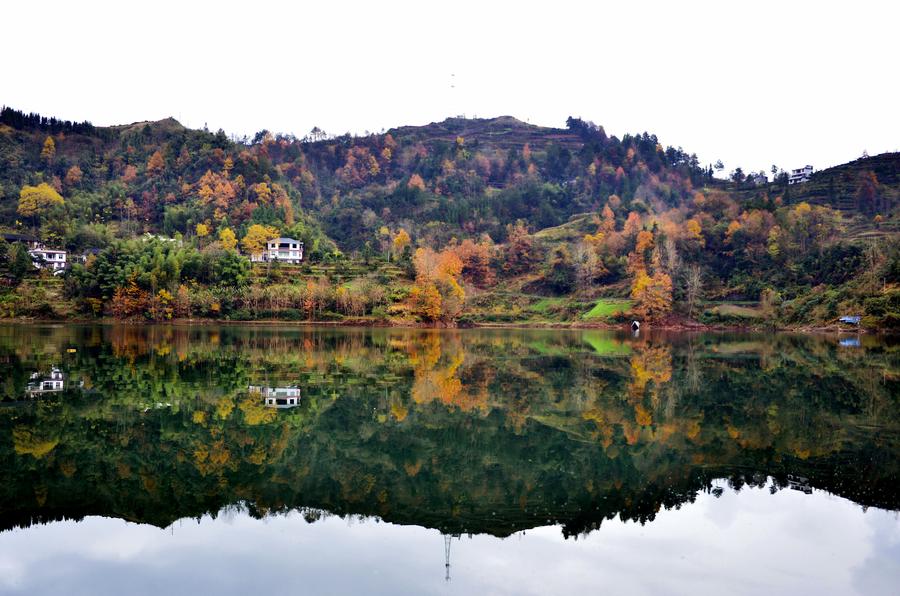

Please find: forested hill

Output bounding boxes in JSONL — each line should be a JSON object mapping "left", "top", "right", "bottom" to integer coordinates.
{"left": 1, "top": 106, "right": 714, "bottom": 253}
{"left": 1, "top": 106, "right": 897, "bottom": 329}
{"left": 1, "top": 105, "right": 896, "bottom": 253}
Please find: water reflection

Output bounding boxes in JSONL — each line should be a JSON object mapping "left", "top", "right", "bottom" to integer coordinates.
{"left": 25, "top": 368, "right": 66, "bottom": 397}
{"left": 248, "top": 385, "right": 302, "bottom": 409}
{"left": 0, "top": 324, "right": 897, "bottom": 542}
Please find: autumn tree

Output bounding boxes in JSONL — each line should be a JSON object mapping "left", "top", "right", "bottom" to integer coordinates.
{"left": 392, "top": 229, "right": 411, "bottom": 257}
{"left": 65, "top": 165, "right": 84, "bottom": 187}
{"left": 147, "top": 150, "right": 165, "bottom": 175}
{"left": 195, "top": 223, "right": 210, "bottom": 242}
{"left": 623, "top": 211, "right": 642, "bottom": 238}
{"left": 219, "top": 227, "right": 237, "bottom": 251}
{"left": 685, "top": 218, "right": 704, "bottom": 247}
{"left": 631, "top": 269, "right": 673, "bottom": 321}
{"left": 601, "top": 204, "right": 616, "bottom": 233}
{"left": 411, "top": 247, "right": 465, "bottom": 322}
{"left": 18, "top": 183, "right": 64, "bottom": 222}
{"left": 453, "top": 238, "right": 495, "bottom": 287}
{"left": 40, "top": 136, "right": 56, "bottom": 163}
{"left": 121, "top": 165, "right": 138, "bottom": 183}
{"left": 241, "top": 224, "right": 279, "bottom": 256}
{"left": 407, "top": 173, "right": 426, "bottom": 192}
{"left": 503, "top": 220, "right": 539, "bottom": 276}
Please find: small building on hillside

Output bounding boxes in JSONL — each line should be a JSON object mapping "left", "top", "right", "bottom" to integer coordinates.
{"left": 250, "top": 238, "right": 304, "bottom": 264}
{"left": 788, "top": 165, "right": 813, "bottom": 185}
{"left": 28, "top": 245, "right": 67, "bottom": 273}
{"left": 76, "top": 248, "right": 102, "bottom": 264}
{"left": 748, "top": 172, "right": 768, "bottom": 186}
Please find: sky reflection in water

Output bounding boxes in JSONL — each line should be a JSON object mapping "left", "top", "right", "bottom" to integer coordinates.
{"left": 1, "top": 486, "right": 898, "bottom": 596}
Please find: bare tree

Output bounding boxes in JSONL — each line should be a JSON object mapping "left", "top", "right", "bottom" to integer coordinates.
{"left": 684, "top": 264, "right": 703, "bottom": 318}
{"left": 572, "top": 241, "right": 605, "bottom": 293}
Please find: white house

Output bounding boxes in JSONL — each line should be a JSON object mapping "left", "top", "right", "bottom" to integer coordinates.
{"left": 788, "top": 165, "right": 813, "bottom": 185}
{"left": 248, "top": 385, "right": 301, "bottom": 409}
{"left": 28, "top": 245, "right": 67, "bottom": 273}
{"left": 250, "top": 237, "right": 304, "bottom": 264}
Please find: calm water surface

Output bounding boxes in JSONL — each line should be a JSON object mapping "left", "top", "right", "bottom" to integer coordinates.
{"left": 0, "top": 325, "right": 898, "bottom": 595}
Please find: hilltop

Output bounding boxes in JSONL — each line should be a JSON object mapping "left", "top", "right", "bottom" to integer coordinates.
{"left": 0, "top": 105, "right": 897, "bottom": 329}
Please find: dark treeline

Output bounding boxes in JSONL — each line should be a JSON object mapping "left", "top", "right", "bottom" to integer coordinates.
{"left": 0, "top": 106, "right": 111, "bottom": 139}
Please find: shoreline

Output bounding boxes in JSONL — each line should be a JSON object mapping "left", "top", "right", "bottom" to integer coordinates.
{"left": 0, "top": 316, "right": 875, "bottom": 335}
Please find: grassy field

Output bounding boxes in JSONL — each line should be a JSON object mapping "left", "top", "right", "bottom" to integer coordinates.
{"left": 582, "top": 299, "right": 633, "bottom": 320}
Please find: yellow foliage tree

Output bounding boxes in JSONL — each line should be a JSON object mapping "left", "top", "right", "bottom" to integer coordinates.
{"left": 219, "top": 227, "right": 237, "bottom": 251}
{"left": 411, "top": 247, "right": 466, "bottom": 322}
{"left": 17, "top": 183, "right": 64, "bottom": 218}
{"left": 195, "top": 223, "right": 210, "bottom": 238}
{"left": 241, "top": 224, "right": 279, "bottom": 255}
{"left": 631, "top": 270, "right": 673, "bottom": 321}
{"left": 392, "top": 229, "right": 411, "bottom": 255}
{"left": 410, "top": 281, "right": 443, "bottom": 321}
{"left": 686, "top": 218, "right": 704, "bottom": 246}
{"left": 40, "top": 136, "right": 56, "bottom": 163}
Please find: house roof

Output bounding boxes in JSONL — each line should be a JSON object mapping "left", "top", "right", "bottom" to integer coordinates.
{"left": 269, "top": 237, "right": 302, "bottom": 244}
{"left": 1, "top": 232, "right": 38, "bottom": 243}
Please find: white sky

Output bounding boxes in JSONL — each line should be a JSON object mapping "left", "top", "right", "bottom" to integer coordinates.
{"left": 2, "top": 0, "right": 898, "bottom": 174}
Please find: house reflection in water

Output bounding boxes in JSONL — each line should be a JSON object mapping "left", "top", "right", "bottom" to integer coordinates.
{"left": 788, "top": 474, "right": 813, "bottom": 494}
{"left": 26, "top": 368, "right": 66, "bottom": 397}
{"left": 248, "top": 385, "right": 301, "bottom": 409}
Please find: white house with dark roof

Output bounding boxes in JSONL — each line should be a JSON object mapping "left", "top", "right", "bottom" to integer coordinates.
{"left": 250, "top": 237, "right": 304, "bottom": 264}
{"left": 788, "top": 165, "right": 813, "bottom": 185}
{"left": 28, "top": 245, "right": 67, "bottom": 273}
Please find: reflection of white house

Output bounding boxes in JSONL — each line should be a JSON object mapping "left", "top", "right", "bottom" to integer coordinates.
{"left": 249, "top": 385, "right": 301, "bottom": 409}
{"left": 250, "top": 238, "right": 304, "bottom": 264}
{"left": 787, "top": 474, "right": 813, "bottom": 494}
{"left": 788, "top": 165, "right": 813, "bottom": 185}
{"left": 29, "top": 245, "right": 67, "bottom": 273}
{"left": 26, "top": 368, "right": 65, "bottom": 396}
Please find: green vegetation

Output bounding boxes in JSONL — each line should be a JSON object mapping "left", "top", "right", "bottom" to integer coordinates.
{"left": 583, "top": 299, "right": 633, "bottom": 320}
{"left": 0, "top": 107, "right": 897, "bottom": 328}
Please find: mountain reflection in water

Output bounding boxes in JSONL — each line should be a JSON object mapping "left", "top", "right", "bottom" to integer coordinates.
{"left": 0, "top": 324, "right": 898, "bottom": 542}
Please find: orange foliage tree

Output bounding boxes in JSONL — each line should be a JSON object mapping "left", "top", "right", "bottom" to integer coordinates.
{"left": 631, "top": 270, "right": 673, "bottom": 321}
{"left": 410, "top": 247, "right": 465, "bottom": 322}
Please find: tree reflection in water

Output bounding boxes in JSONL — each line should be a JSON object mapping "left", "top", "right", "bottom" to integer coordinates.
{"left": 0, "top": 324, "right": 897, "bottom": 538}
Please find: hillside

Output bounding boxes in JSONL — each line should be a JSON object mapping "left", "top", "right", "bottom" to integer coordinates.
{"left": 0, "top": 105, "right": 897, "bottom": 329}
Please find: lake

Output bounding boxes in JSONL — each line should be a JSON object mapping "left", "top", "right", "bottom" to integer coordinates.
{"left": 0, "top": 324, "right": 898, "bottom": 595}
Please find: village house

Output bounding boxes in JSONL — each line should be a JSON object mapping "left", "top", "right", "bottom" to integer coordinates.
{"left": 28, "top": 244, "right": 67, "bottom": 274}
{"left": 250, "top": 237, "right": 304, "bottom": 264}
{"left": 788, "top": 165, "right": 813, "bottom": 185}
{"left": 748, "top": 171, "right": 768, "bottom": 186}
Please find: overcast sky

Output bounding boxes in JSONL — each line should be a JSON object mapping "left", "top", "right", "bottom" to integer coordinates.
{"left": 2, "top": 0, "right": 897, "bottom": 174}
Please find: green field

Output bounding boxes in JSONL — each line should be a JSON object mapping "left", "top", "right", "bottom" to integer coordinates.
{"left": 582, "top": 299, "right": 633, "bottom": 320}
